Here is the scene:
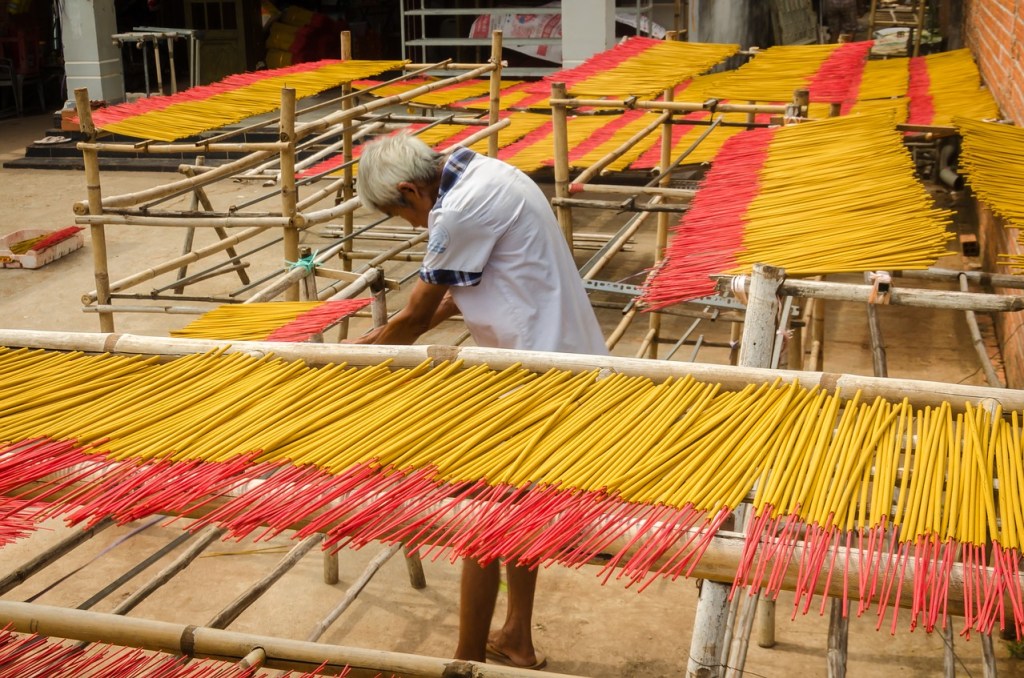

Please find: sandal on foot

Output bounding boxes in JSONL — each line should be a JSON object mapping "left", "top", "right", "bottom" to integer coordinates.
{"left": 486, "top": 643, "right": 547, "bottom": 670}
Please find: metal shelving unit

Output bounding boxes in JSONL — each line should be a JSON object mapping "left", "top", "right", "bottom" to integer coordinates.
{"left": 400, "top": 1, "right": 656, "bottom": 77}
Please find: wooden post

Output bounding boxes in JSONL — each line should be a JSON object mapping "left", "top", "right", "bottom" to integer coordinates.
{"left": 959, "top": 273, "right": 1003, "bottom": 387}
{"left": 826, "top": 598, "right": 849, "bottom": 677}
{"left": 280, "top": 87, "right": 300, "bottom": 302}
{"left": 323, "top": 551, "right": 340, "bottom": 586}
{"left": 981, "top": 632, "right": 996, "bottom": 678}
{"left": 864, "top": 272, "right": 888, "bottom": 378}
{"left": 702, "top": 263, "right": 784, "bottom": 677}
{"left": 550, "top": 82, "right": 573, "bottom": 250}
{"left": 76, "top": 88, "right": 115, "bottom": 333}
{"left": 648, "top": 85, "right": 675, "bottom": 359}
{"left": 403, "top": 545, "right": 427, "bottom": 590}
{"left": 943, "top": 623, "right": 956, "bottom": 678}
{"left": 370, "top": 268, "right": 389, "bottom": 327}
{"left": 338, "top": 31, "right": 355, "bottom": 340}
{"left": 166, "top": 36, "right": 177, "bottom": 94}
{"left": 688, "top": 580, "right": 731, "bottom": 677}
{"left": 488, "top": 30, "right": 503, "bottom": 159}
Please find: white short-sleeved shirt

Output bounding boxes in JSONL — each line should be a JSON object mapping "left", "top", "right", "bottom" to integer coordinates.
{"left": 420, "top": 148, "right": 607, "bottom": 356}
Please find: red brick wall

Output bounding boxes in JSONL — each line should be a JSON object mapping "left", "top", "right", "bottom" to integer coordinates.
{"left": 977, "top": 201, "right": 1024, "bottom": 389}
{"left": 964, "top": 0, "right": 1024, "bottom": 123}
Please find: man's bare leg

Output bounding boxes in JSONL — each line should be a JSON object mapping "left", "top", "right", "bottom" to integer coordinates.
{"left": 488, "top": 563, "right": 540, "bottom": 667}
{"left": 454, "top": 558, "right": 500, "bottom": 661}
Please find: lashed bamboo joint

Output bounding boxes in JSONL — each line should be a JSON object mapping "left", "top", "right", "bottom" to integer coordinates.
{"left": 0, "top": 331, "right": 1021, "bottom": 639}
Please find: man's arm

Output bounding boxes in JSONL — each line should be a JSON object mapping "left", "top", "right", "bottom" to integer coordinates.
{"left": 349, "top": 280, "right": 451, "bottom": 345}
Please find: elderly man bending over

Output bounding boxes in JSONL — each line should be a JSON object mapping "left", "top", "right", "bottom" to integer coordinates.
{"left": 351, "top": 133, "right": 607, "bottom": 670}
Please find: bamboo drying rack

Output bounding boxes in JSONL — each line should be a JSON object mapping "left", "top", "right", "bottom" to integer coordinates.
{"left": 73, "top": 31, "right": 509, "bottom": 336}
{"left": 1, "top": 328, "right": 1023, "bottom": 670}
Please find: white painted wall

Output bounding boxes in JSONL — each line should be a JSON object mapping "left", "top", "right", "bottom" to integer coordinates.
{"left": 62, "top": 0, "right": 124, "bottom": 103}
{"left": 561, "top": 0, "right": 616, "bottom": 68}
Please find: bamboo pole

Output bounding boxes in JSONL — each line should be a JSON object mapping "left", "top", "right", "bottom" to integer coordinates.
{"left": 580, "top": 207, "right": 658, "bottom": 281}
{"left": 723, "top": 275, "right": 1024, "bottom": 313}
{"left": 569, "top": 183, "right": 696, "bottom": 200}
{"left": 75, "top": 213, "right": 299, "bottom": 228}
{"left": 111, "top": 526, "right": 226, "bottom": 616}
{"left": 826, "top": 598, "right": 849, "bottom": 678}
{"left": 550, "top": 81, "right": 573, "bottom": 249}
{"left": 206, "top": 535, "right": 323, "bottom": 630}
{"left": 550, "top": 196, "right": 688, "bottom": 213}
{"left": 238, "top": 647, "right": 266, "bottom": 670}
{"left": 0, "top": 601, "right": 582, "bottom": 678}
{"left": 294, "top": 62, "right": 497, "bottom": 139}
{"left": 959, "top": 273, "right": 1003, "bottom": 387}
{"left": 0, "top": 518, "right": 113, "bottom": 595}
{"left": 82, "top": 224, "right": 273, "bottom": 304}
{"left": 864, "top": 272, "right": 888, "bottom": 378}
{"left": 306, "top": 543, "right": 401, "bottom": 642}
{"left": 488, "top": 30, "right": 502, "bottom": 159}
{"left": 648, "top": 86, "right": 674, "bottom": 359}
{"left": 549, "top": 97, "right": 788, "bottom": 115}
{"left": 173, "top": 160, "right": 251, "bottom": 289}
{"left": 697, "top": 263, "right": 784, "bottom": 678}
{"left": 75, "top": 88, "right": 114, "bottom": 333}
{"left": 72, "top": 151, "right": 277, "bottom": 214}
{"left": 339, "top": 31, "right": 356, "bottom": 339}
{"left": 896, "top": 267, "right": 1024, "bottom": 289}
{"left": 570, "top": 111, "right": 670, "bottom": 188}
{"left": 6, "top": 330, "right": 1024, "bottom": 413}
{"left": 78, "top": 141, "right": 287, "bottom": 154}
{"left": 280, "top": 87, "right": 300, "bottom": 301}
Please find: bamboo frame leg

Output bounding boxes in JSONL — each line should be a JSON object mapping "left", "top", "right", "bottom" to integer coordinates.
{"left": 755, "top": 596, "right": 776, "bottom": 648}
{"left": 178, "top": 159, "right": 251, "bottom": 288}
{"left": 403, "top": 545, "right": 427, "bottom": 590}
{"left": 550, "top": 82, "right": 573, "bottom": 250}
{"left": 693, "top": 263, "right": 784, "bottom": 677}
{"left": 206, "top": 534, "right": 322, "bottom": 629}
{"left": 864, "top": 272, "right": 888, "bottom": 378}
{"left": 981, "top": 632, "right": 996, "bottom": 678}
{"left": 167, "top": 36, "right": 177, "bottom": 94}
{"left": 306, "top": 543, "right": 402, "bottom": 642}
{"left": 335, "top": 31, "right": 355, "bottom": 340}
{"left": 323, "top": 551, "right": 340, "bottom": 586}
{"left": 723, "top": 594, "right": 758, "bottom": 678}
{"left": 959, "top": 273, "right": 1002, "bottom": 387}
{"left": 75, "top": 88, "right": 114, "bottom": 333}
{"left": 943, "top": 623, "right": 956, "bottom": 678}
{"left": 280, "top": 87, "right": 300, "bottom": 302}
{"left": 487, "top": 30, "right": 503, "bottom": 159}
{"left": 826, "top": 598, "right": 848, "bottom": 678}
{"left": 647, "top": 85, "right": 675, "bottom": 360}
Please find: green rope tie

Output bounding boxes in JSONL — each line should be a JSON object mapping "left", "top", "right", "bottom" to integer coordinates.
{"left": 286, "top": 250, "right": 318, "bottom": 273}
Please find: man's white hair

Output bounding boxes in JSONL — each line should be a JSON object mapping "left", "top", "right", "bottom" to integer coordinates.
{"left": 357, "top": 132, "right": 443, "bottom": 212}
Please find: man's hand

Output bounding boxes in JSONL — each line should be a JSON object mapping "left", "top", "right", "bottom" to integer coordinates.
{"left": 344, "top": 280, "right": 451, "bottom": 346}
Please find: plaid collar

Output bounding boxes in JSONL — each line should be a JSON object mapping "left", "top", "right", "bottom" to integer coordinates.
{"left": 436, "top": 146, "right": 477, "bottom": 208}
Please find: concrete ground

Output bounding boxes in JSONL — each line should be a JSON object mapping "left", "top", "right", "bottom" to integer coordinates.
{"left": 0, "top": 111, "right": 1021, "bottom": 677}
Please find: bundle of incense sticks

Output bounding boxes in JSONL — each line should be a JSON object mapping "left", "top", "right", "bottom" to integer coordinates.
{"left": 171, "top": 300, "right": 370, "bottom": 343}
{"left": 86, "top": 59, "right": 405, "bottom": 141}
{"left": 0, "top": 346, "right": 1021, "bottom": 637}
{"left": 640, "top": 113, "right": 952, "bottom": 308}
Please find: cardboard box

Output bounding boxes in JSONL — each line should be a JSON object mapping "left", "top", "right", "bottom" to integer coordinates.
{"left": 0, "top": 228, "right": 85, "bottom": 269}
